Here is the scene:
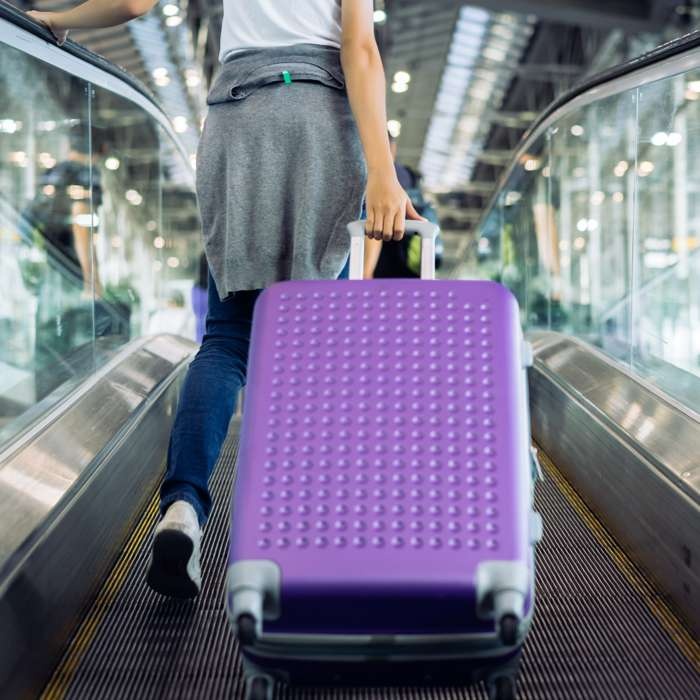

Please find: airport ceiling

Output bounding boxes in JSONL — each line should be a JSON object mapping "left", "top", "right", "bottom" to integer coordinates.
{"left": 18, "top": 0, "right": 698, "bottom": 244}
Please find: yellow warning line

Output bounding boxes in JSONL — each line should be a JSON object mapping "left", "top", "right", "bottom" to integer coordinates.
{"left": 537, "top": 445, "right": 700, "bottom": 673}
{"left": 42, "top": 493, "right": 160, "bottom": 699}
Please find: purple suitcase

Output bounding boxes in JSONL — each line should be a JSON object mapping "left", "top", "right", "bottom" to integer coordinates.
{"left": 227, "top": 221, "right": 542, "bottom": 700}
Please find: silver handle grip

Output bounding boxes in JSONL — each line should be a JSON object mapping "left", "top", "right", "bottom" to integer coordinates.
{"left": 346, "top": 220, "right": 440, "bottom": 281}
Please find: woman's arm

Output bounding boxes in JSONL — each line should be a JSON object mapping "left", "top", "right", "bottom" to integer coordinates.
{"left": 27, "top": 0, "right": 158, "bottom": 45}
{"left": 340, "top": 1, "right": 422, "bottom": 242}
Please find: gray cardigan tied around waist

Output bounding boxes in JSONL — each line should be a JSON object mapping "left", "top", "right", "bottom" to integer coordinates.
{"left": 196, "top": 44, "right": 367, "bottom": 299}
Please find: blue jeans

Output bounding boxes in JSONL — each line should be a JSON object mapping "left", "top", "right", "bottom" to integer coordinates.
{"left": 161, "top": 262, "right": 349, "bottom": 525}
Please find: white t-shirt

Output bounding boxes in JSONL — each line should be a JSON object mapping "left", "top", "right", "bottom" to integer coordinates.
{"left": 219, "top": 0, "right": 343, "bottom": 63}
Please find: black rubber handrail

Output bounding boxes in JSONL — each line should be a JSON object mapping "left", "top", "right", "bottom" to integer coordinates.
{"left": 523, "top": 28, "right": 700, "bottom": 146}
{"left": 479, "top": 27, "right": 700, "bottom": 225}
{"left": 0, "top": 0, "right": 163, "bottom": 117}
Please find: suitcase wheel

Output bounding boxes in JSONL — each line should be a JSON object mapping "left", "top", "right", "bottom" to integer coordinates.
{"left": 246, "top": 675, "right": 273, "bottom": 700}
{"left": 237, "top": 613, "right": 258, "bottom": 646}
{"left": 488, "top": 675, "right": 517, "bottom": 700}
{"left": 499, "top": 613, "right": 519, "bottom": 646}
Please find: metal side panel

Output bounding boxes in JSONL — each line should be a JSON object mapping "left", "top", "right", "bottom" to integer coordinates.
{"left": 528, "top": 332, "right": 700, "bottom": 639}
{"left": 0, "top": 334, "right": 196, "bottom": 700}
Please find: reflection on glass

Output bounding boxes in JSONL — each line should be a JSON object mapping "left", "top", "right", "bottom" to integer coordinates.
{"left": 473, "top": 69, "right": 700, "bottom": 413}
{"left": 0, "top": 45, "right": 93, "bottom": 439}
{"left": 0, "top": 42, "right": 203, "bottom": 448}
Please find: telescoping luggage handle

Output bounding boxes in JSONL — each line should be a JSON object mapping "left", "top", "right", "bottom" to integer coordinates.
{"left": 347, "top": 220, "right": 440, "bottom": 281}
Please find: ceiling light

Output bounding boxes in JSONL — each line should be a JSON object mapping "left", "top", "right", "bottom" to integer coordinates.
{"left": 612, "top": 192, "right": 624, "bottom": 203}
{"left": 166, "top": 15, "right": 182, "bottom": 27}
{"left": 173, "top": 116, "right": 188, "bottom": 133}
{"left": 185, "top": 69, "right": 201, "bottom": 87}
{"left": 374, "top": 10, "right": 387, "bottom": 23}
{"left": 577, "top": 218, "right": 588, "bottom": 233}
{"left": 0, "top": 119, "right": 18, "bottom": 133}
{"left": 638, "top": 161, "right": 655, "bottom": 176}
{"left": 387, "top": 119, "right": 401, "bottom": 138}
{"left": 105, "top": 157, "right": 120, "bottom": 171}
{"left": 591, "top": 191, "right": 605, "bottom": 205}
{"left": 687, "top": 80, "right": 700, "bottom": 92}
{"left": 651, "top": 131, "right": 668, "bottom": 146}
{"left": 394, "top": 71, "right": 411, "bottom": 84}
{"left": 570, "top": 124, "right": 584, "bottom": 137}
{"left": 152, "top": 67, "right": 168, "bottom": 79}
{"left": 38, "top": 152, "right": 56, "bottom": 168}
{"left": 667, "top": 132, "right": 682, "bottom": 146}
{"left": 574, "top": 236, "right": 586, "bottom": 250}
{"left": 9, "top": 151, "right": 28, "bottom": 166}
{"left": 685, "top": 88, "right": 700, "bottom": 101}
{"left": 391, "top": 82, "right": 409, "bottom": 93}
{"left": 154, "top": 236, "right": 165, "bottom": 249}
{"left": 126, "top": 189, "right": 143, "bottom": 205}
{"left": 167, "top": 256, "right": 180, "bottom": 268}
{"left": 162, "top": 3, "right": 179, "bottom": 16}
{"left": 523, "top": 158, "right": 540, "bottom": 172}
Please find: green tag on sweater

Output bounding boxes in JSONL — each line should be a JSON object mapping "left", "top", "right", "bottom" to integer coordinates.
{"left": 282, "top": 70, "right": 292, "bottom": 84}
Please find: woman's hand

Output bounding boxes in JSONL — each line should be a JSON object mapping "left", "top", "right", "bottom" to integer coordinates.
{"left": 27, "top": 10, "right": 69, "bottom": 45}
{"left": 364, "top": 169, "right": 425, "bottom": 241}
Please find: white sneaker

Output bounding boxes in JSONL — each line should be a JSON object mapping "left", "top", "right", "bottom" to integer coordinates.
{"left": 147, "top": 500, "right": 202, "bottom": 598}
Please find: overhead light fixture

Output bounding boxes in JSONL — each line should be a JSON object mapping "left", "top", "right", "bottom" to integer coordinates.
{"left": 152, "top": 67, "right": 168, "bottom": 79}
{"left": 394, "top": 71, "right": 411, "bottom": 84}
{"left": 105, "top": 156, "right": 120, "bottom": 171}
{"left": 185, "top": 69, "right": 201, "bottom": 87}
{"left": 687, "top": 80, "right": 700, "bottom": 93}
{"left": 591, "top": 190, "right": 605, "bottom": 205}
{"left": 391, "top": 82, "right": 409, "bottom": 93}
{"left": 126, "top": 189, "right": 143, "bottom": 205}
{"left": 153, "top": 236, "right": 165, "bottom": 249}
{"left": 373, "top": 10, "right": 387, "bottom": 23}
{"left": 613, "top": 160, "right": 629, "bottom": 177}
{"left": 638, "top": 161, "right": 655, "bottom": 176}
{"left": 162, "top": 3, "right": 179, "bottom": 16}
{"left": 651, "top": 131, "right": 668, "bottom": 146}
{"left": 667, "top": 132, "right": 682, "bottom": 146}
{"left": 166, "top": 15, "right": 182, "bottom": 27}
{"left": 570, "top": 124, "right": 584, "bottom": 137}
{"left": 167, "top": 256, "right": 180, "bottom": 268}
{"left": 173, "top": 116, "right": 188, "bottom": 133}
{"left": 612, "top": 192, "right": 624, "bottom": 203}
{"left": 387, "top": 119, "right": 401, "bottom": 137}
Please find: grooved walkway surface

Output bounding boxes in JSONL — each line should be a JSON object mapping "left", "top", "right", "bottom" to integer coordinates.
{"left": 47, "top": 423, "right": 700, "bottom": 699}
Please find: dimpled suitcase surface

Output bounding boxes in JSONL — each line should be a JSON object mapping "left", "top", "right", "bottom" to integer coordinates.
{"left": 227, "top": 224, "right": 539, "bottom": 699}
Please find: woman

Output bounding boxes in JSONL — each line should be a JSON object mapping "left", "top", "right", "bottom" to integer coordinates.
{"left": 29, "top": 0, "right": 422, "bottom": 598}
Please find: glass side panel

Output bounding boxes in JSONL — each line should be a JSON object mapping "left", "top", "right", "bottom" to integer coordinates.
{"left": 0, "top": 43, "right": 203, "bottom": 450}
{"left": 0, "top": 44, "right": 93, "bottom": 443}
{"left": 90, "top": 82, "right": 163, "bottom": 364}
{"left": 633, "top": 72, "right": 700, "bottom": 410}
{"left": 474, "top": 70, "right": 700, "bottom": 415}
{"left": 148, "top": 129, "right": 202, "bottom": 340}
{"left": 548, "top": 90, "right": 638, "bottom": 360}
